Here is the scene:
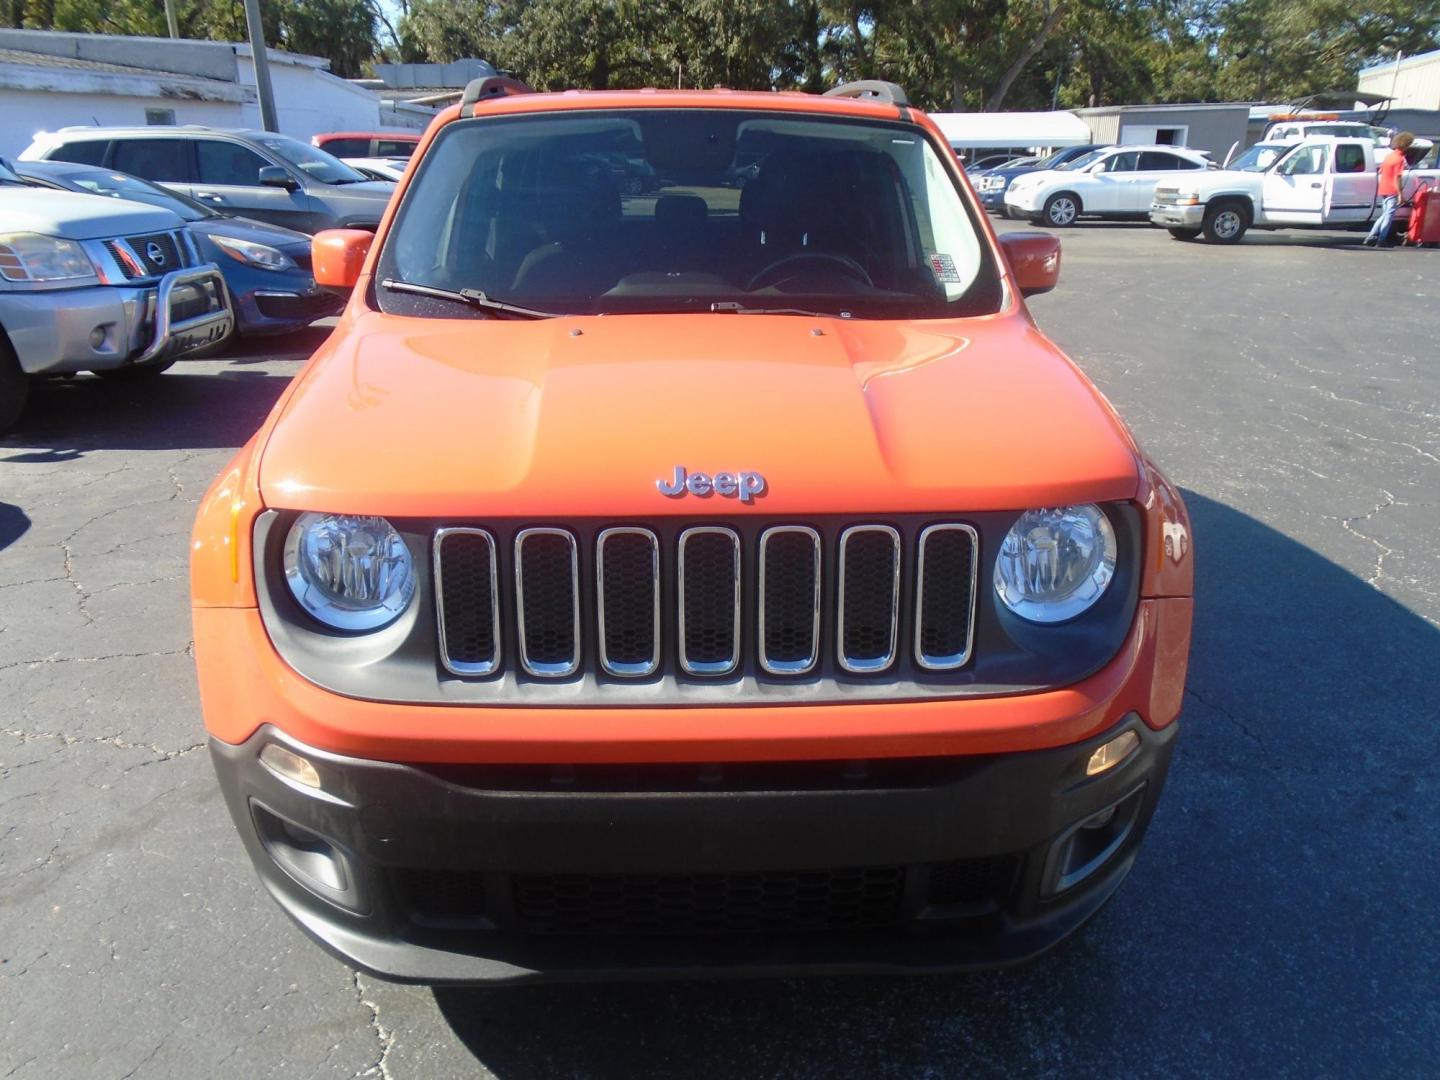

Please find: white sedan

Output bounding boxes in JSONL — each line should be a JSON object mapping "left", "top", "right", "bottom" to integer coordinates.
{"left": 1004, "top": 146, "right": 1212, "bottom": 226}
{"left": 342, "top": 157, "right": 408, "bottom": 182}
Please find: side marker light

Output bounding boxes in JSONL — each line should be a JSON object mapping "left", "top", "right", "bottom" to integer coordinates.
{"left": 260, "top": 743, "right": 322, "bottom": 789}
{"left": 1086, "top": 730, "right": 1139, "bottom": 776}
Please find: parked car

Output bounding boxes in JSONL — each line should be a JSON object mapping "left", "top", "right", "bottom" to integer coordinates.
{"left": 1150, "top": 135, "right": 1440, "bottom": 243}
{"left": 15, "top": 160, "right": 340, "bottom": 335}
{"left": 341, "top": 157, "right": 408, "bottom": 183}
{"left": 974, "top": 144, "right": 1107, "bottom": 213}
{"left": 20, "top": 127, "right": 396, "bottom": 234}
{"left": 192, "top": 77, "right": 1193, "bottom": 984}
{"left": 0, "top": 160, "right": 232, "bottom": 431}
{"left": 961, "top": 152, "right": 1021, "bottom": 172}
{"left": 1004, "top": 145, "right": 1212, "bottom": 226}
{"left": 313, "top": 131, "right": 421, "bottom": 160}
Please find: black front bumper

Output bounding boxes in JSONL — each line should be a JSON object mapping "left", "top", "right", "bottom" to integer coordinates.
{"left": 210, "top": 716, "right": 1176, "bottom": 984}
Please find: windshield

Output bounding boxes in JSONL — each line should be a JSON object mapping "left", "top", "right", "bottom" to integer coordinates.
{"left": 0, "top": 157, "right": 21, "bottom": 184}
{"left": 255, "top": 135, "right": 367, "bottom": 185}
{"left": 1059, "top": 150, "right": 1104, "bottom": 171}
{"left": 1229, "top": 144, "right": 1286, "bottom": 172}
{"left": 48, "top": 168, "right": 211, "bottom": 220}
{"left": 376, "top": 109, "right": 1002, "bottom": 320}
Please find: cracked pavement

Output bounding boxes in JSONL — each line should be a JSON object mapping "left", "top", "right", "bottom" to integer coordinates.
{"left": 2, "top": 223, "right": 1438, "bottom": 1077}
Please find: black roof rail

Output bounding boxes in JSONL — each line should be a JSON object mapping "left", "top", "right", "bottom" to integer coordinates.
{"left": 460, "top": 76, "right": 534, "bottom": 107}
{"left": 823, "top": 80, "right": 910, "bottom": 107}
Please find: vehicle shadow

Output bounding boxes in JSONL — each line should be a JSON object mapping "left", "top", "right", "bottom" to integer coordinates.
{"left": 0, "top": 364, "right": 296, "bottom": 459}
{"left": 430, "top": 492, "right": 1440, "bottom": 1076}
{"left": 0, "top": 502, "right": 29, "bottom": 554}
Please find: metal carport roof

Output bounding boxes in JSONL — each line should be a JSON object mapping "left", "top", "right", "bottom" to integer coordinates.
{"left": 929, "top": 111, "right": 1094, "bottom": 148}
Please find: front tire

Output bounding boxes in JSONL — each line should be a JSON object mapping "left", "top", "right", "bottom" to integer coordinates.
{"left": 1043, "top": 192, "right": 1081, "bottom": 227}
{"left": 1202, "top": 201, "right": 1249, "bottom": 244}
{"left": 0, "top": 335, "right": 29, "bottom": 433}
{"left": 1168, "top": 227, "right": 1201, "bottom": 241}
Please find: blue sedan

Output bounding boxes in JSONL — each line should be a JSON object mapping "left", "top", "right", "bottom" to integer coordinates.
{"left": 15, "top": 160, "right": 341, "bottom": 336}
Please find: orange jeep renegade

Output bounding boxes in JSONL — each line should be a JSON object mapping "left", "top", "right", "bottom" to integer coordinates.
{"left": 192, "top": 79, "right": 1193, "bottom": 983}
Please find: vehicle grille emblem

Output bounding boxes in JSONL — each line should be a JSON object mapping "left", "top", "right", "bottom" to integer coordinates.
{"left": 144, "top": 241, "right": 166, "bottom": 267}
{"left": 656, "top": 466, "right": 767, "bottom": 503}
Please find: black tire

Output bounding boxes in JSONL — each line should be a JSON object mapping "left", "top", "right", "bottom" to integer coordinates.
{"left": 95, "top": 358, "right": 178, "bottom": 381}
{"left": 1042, "top": 192, "right": 1081, "bottom": 227}
{"left": 0, "top": 334, "right": 29, "bottom": 434}
{"left": 1168, "top": 227, "right": 1201, "bottom": 241}
{"left": 1201, "top": 200, "right": 1249, "bottom": 244}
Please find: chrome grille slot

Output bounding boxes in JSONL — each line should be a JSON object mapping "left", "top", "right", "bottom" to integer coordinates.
{"left": 759, "top": 526, "right": 821, "bottom": 675}
{"left": 597, "top": 527, "right": 660, "bottom": 677}
{"left": 915, "top": 524, "right": 978, "bottom": 670}
{"left": 678, "top": 527, "right": 740, "bottom": 676}
{"left": 837, "top": 525, "right": 900, "bottom": 673}
{"left": 515, "top": 528, "right": 581, "bottom": 677}
{"left": 434, "top": 528, "right": 500, "bottom": 676}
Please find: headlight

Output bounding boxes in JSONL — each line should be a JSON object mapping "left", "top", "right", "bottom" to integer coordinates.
{"left": 211, "top": 234, "right": 296, "bottom": 271}
{"left": 0, "top": 232, "right": 98, "bottom": 283}
{"left": 283, "top": 513, "right": 415, "bottom": 630}
{"left": 994, "top": 505, "right": 1117, "bottom": 624}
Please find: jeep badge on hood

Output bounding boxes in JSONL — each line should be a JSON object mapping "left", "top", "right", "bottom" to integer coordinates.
{"left": 656, "top": 466, "right": 767, "bottom": 503}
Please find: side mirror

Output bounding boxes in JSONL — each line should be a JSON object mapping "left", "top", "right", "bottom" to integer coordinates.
{"left": 1091, "top": 161, "right": 1108, "bottom": 174}
{"left": 258, "top": 165, "right": 298, "bottom": 190}
{"left": 312, "top": 229, "right": 373, "bottom": 291}
{"left": 998, "top": 231, "right": 1061, "bottom": 298}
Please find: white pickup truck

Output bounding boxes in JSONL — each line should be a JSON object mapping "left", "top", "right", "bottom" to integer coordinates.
{"left": 1149, "top": 136, "right": 1440, "bottom": 243}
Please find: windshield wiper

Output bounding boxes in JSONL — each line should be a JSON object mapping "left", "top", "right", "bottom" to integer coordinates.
{"left": 710, "top": 301, "right": 851, "bottom": 318}
{"left": 380, "top": 278, "right": 565, "bottom": 319}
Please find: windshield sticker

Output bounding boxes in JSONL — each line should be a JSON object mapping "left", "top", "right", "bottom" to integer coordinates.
{"left": 929, "top": 253, "right": 962, "bottom": 284}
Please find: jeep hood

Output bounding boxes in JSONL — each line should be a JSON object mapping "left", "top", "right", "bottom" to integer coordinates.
{"left": 0, "top": 187, "right": 182, "bottom": 239}
{"left": 260, "top": 311, "right": 1141, "bottom": 517}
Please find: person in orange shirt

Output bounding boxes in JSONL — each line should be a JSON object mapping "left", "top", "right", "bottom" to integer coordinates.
{"left": 1365, "top": 132, "right": 1415, "bottom": 246}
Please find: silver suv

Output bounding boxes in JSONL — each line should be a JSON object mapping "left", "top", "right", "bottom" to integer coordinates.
{"left": 0, "top": 161, "right": 233, "bottom": 431}
{"left": 20, "top": 127, "right": 396, "bottom": 235}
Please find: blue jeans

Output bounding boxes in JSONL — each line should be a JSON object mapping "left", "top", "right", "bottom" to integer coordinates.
{"left": 1368, "top": 194, "right": 1398, "bottom": 243}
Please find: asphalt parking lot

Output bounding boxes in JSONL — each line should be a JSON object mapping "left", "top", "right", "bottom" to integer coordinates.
{"left": 3, "top": 220, "right": 1438, "bottom": 1078}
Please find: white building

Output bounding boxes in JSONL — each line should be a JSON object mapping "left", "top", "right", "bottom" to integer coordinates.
{"left": 1358, "top": 49, "right": 1440, "bottom": 112}
{"left": 0, "top": 29, "right": 436, "bottom": 158}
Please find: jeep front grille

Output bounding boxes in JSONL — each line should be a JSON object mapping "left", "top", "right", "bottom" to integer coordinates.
{"left": 433, "top": 520, "right": 979, "bottom": 682}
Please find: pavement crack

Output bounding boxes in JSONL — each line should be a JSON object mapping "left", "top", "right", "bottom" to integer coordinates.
{"left": 59, "top": 539, "right": 95, "bottom": 627}
{"left": 1339, "top": 489, "right": 1402, "bottom": 587}
{"left": 351, "top": 971, "right": 396, "bottom": 1080}
{"left": 1184, "top": 687, "right": 1283, "bottom": 777}
{"left": 3, "top": 727, "right": 204, "bottom": 761}
{"left": 0, "top": 646, "right": 192, "bottom": 673}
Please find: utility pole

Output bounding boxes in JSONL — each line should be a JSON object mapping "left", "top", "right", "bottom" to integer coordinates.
{"left": 163, "top": 0, "right": 178, "bottom": 38}
{"left": 242, "top": 0, "right": 279, "bottom": 132}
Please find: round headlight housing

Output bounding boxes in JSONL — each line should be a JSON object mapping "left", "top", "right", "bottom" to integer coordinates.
{"left": 283, "top": 513, "right": 415, "bottom": 631}
{"left": 994, "top": 505, "right": 1117, "bottom": 624}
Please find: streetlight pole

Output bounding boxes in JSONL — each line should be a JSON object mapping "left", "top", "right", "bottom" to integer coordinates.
{"left": 242, "top": 0, "right": 279, "bottom": 132}
{"left": 163, "top": 0, "right": 179, "bottom": 38}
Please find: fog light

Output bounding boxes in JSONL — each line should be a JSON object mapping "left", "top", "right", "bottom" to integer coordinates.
{"left": 1086, "top": 730, "right": 1139, "bottom": 776}
{"left": 260, "top": 743, "right": 322, "bottom": 789}
{"left": 89, "top": 326, "right": 106, "bottom": 349}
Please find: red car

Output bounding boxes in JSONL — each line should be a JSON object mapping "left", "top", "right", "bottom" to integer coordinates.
{"left": 311, "top": 131, "right": 420, "bottom": 160}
